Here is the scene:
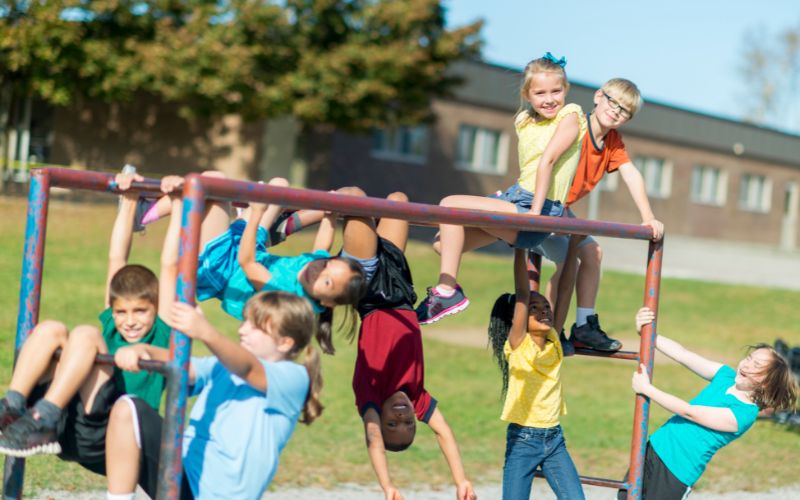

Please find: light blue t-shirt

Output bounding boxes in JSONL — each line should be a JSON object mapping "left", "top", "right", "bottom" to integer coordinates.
{"left": 182, "top": 357, "right": 310, "bottom": 499}
{"left": 650, "top": 365, "right": 759, "bottom": 486}
{"left": 219, "top": 250, "right": 329, "bottom": 319}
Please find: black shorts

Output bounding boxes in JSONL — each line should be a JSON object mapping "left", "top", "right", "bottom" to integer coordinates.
{"left": 357, "top": 237, "right": 417, "bottom": 318}
{"left": 124, "top": 396, "right": 194, "bottom": 500}
{"left": 30, "top": 378, "right": 122, "bottom": 474}
{"left": 617, "top": 442, "right": 691, "bottom": 500}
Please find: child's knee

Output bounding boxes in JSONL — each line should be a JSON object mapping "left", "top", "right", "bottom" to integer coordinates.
{"left": 108, "top": 398, "right": 138, "bottom": 443}
{"left": 337, "top": 186, "right": 366, "bottom": 197}
{"left": 579, "top": 241, "right": 602, "bottom": 265}
{"left": 386, "top": 191, "right": 408, "bottom": 203}
{"left": 68, "top": 325, "right": 105, "bottom": 347}
{"left": 32, "top": 320, "right": 68, "bottom": 342}
{"left": 267, "top": 177, "right": 289, "bottom": 187}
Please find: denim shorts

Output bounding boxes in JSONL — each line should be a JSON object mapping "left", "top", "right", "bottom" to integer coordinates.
{"left": 488, "top": 184, "right": 565, "bottom": 249}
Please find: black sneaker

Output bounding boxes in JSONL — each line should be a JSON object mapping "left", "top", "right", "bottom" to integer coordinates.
{"left": 559, "top": 329, "right": 575, "bottom": 357}
{"left": 415, "top": 285, "right": 470, "bottom": 325}
{"left": 570, "top": 314, "right": 622, "bottom": 352}
{"left": 0, "top": 411, "right": 61, "bottom": 457}
{"left": 0, "top": 399, "right": 24, "bottom": 434}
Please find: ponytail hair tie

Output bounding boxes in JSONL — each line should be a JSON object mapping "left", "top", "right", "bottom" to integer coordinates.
{"left": 543, "top": 52, "right": 567, "bottom": 68}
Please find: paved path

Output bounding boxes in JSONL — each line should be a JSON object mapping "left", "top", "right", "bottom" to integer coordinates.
{"left": 594, "top": 234, "right": 800, "bottom": 290}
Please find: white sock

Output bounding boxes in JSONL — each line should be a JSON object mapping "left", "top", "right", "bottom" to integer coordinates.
{"left": 576, "top": 307, "right": 595, "bottom": 327}
{"left": 434, "top": 284, "right": 456, "bottom": 297}
{"left": 107, "top": 493, "right": 135, "bottom": 500}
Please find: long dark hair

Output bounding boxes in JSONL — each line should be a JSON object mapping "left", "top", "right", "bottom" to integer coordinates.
{"left": 316, "top": 257, "right": 368, "bottom": 354}
{"left": 488, "top": 293, "right": 516, "bottom": 399}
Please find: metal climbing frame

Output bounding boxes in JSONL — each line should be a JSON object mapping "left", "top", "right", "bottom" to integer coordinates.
{"left": 8, "top": 168, "right": 663, "bottom": 499}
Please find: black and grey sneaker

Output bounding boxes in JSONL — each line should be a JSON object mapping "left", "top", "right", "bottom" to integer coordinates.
{"left": 570, "top": 314, "right": 622, "bottom": 352}
{"left": 0, "top": 399, "right": 24, "bottom": 434}
{"left": 559, "top": 329, "right": 575, "bottom": 357}
{"left": 415, "top": 285, "right": 470, "bottom": 325}
{"left": 0, "top": 411, "right": 61, "bottom": 457}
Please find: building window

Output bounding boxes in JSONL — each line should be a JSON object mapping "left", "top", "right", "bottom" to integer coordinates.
{"left": 455, "top": 124, "right": 508, "bottom": 175}
{"left": 738, "top": 174, "right": 772, "bottom": 213}
{"left": 371, "top": 125, "right": 428, "bottom": 164}
{"left": 690, "top": 165, "right": 727, "bottom": 206}
{"left": 633, "top": 156, "right": 672, "bottom": 199}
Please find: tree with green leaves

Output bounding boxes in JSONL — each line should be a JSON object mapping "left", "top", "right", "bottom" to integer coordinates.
{"left": 0, "top": 0, "right": 481, "bottom": 186}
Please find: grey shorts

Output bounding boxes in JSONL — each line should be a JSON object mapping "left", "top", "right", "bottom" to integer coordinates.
{"left": 528, "top": 208, "right": 597, "bottom": 263}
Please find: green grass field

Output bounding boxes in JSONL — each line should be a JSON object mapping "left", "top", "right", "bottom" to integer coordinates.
{"left": 0, "top": 196, "right": 798, "bottom": 495}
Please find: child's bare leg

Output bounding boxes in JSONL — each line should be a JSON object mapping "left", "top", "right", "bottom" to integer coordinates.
{"left": 438, "top": 195, "right": 519, "bottom": 289}
{"left": 42, "top": 325, "right": 112, "bottom": 411}
{"left": 376, "top": 192, "right": 410, "bottom": 252}
{"left": 575, "top": 241, "right": 602, "bottom": 310}
{"left": 198, "top": 171, "right": 233, "bottom": 250}
{"left": 7, "top": 320, "right": 68, "bottom": 398}
{"left": 433, "top": 227, "right": 497, "bottom": 255}
{"left": 339, "top": 186, "right": 379, "bottom": 259}
{"left": 106, "top": 399, "right": 141, "bottom": 495}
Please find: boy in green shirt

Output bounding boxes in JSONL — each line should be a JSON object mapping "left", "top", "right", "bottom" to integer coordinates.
{"left": 0, "top": 171, "right": 171, "bottom": 478}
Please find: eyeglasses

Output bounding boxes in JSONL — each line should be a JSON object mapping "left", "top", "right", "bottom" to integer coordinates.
{"left": 603, "top": 91, "right": 632, "bottom": 119}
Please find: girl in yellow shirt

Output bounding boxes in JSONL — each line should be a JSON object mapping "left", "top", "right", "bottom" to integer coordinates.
{"left": 488, "top": 248, "right": 584, "bottom": 500}
{"left": 417, "top": 53, "right": 586, "bottom": 326}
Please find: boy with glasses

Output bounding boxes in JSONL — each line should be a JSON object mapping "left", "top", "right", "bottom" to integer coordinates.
{"left": 532, "top": 78, "right": 664, "bottom": 353}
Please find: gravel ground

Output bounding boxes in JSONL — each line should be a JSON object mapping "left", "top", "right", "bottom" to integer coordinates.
{"left": 29, "top": 482, "right": 800, "bottom": 499}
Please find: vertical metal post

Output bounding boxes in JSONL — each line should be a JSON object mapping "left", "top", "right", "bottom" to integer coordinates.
{"left": 626, "top": 238, "right": 664, "bottom": 499}
{"left": 4, "top": 169, "right": 51, "bottom": 499}
{"left": 156, "top": 175, "right": 205, "bottom": 500}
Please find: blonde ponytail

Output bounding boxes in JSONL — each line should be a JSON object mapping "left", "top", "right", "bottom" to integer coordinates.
{"left": 300, "top": 344, "right": 324, "bottom": 425}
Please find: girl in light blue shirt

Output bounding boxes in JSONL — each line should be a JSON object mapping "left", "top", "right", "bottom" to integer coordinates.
{"left": 619, "top": 307, "right": 798, "bottom": 500}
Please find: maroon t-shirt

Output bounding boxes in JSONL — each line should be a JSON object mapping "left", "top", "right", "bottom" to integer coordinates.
{"left": 352, "top": 309, "right": 437, "bottom": 422}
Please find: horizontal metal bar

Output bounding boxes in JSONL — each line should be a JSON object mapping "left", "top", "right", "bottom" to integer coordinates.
{"left": 53, "top": 348, "right": 168, "bottom": 374}
{"left": 194, "top": 175, "right": 654, "bottom": 241}
{"left": 533, "top": 470, "right": 627, "bottom": 489}
{"left": 574, "top": 348, "right": 639, "bottom": 361}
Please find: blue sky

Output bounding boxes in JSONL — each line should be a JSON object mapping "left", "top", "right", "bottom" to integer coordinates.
{"left": 445, "top": 0, "right": 800, "bottom": 134}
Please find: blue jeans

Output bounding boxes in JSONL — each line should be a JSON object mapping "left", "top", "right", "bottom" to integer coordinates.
{"left": 503, "top": 424, "right": 584, "bottom": 500}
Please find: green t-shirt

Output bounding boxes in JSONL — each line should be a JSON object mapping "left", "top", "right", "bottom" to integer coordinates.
{"left": 99, "top": 308, "right": 171, "bottom": 411}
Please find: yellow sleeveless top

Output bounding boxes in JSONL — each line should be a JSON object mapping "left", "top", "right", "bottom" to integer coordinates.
{"left": 515, "top": 103, "right": 586, "bottom": 201}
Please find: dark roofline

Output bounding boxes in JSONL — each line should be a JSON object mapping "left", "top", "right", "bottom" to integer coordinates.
{"left": 467, "top": 58, "right": 800, "bottom": 140}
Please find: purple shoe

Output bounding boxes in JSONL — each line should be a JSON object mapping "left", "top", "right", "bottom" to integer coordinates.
{"left": 415, "top": 285, "right": 470, "bottom": 325}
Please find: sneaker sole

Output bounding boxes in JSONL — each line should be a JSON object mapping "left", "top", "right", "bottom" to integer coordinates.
{"left": 418, "top": 298, "right": 470, "bottom": 325}
{"left": 0, "top": 441, "right": 61, "bottom": 458}
{"left": 572, "top": 340, "right": 623, "bottom": 352}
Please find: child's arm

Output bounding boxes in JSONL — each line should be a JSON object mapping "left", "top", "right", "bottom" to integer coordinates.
{"left": 238, "top": 202, "right": 274, "bottom": 290}
{"left": 632, "top": 364, "right": 739, "bottom": 432}
{"left": 168, "top": 302, "right": 267, "bottom": 391}
{"left": 508, "top": 249, "right": 531, "bottom": 349}
{"left": 617, "top": 163, "right": 665, "bottom": 240}
{"left": 362, "top": 408, "right": 403, "bottom": 500}
{"left": 114, "top": 343, "right": 197, "bottom": 385}
{"left": 312, "top": 214, "right": 337, "bottom": 253}
{"left": 427, "top": 408, "right": 477, "bottom": 500}
{"left": 106, "top": 173, "right": 143, "bottom": 307}
{"left": 158, "top": 196, "right": 183, "bottom": 317}
{"left": 529, "top": 113, "right": 580, "bottom": 215}
{"left": 635, "top": 307, "right": 722, "bottom": 381}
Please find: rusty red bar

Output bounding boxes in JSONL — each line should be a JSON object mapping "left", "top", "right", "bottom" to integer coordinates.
{"left": 573, "top": 348, "right": 639, "bottom": 361}
{"left": 194, "top": 176, "right": 655, "bottom": 240}
{"left": 533, "top": 471, "right": 626, "bottom": 489}
{"left": 625, "top": 239, "right": 664, "bottom": 498}
{"left": 51, "top": 349, "right": 168, "bottom": 374}
{"left": 156, "top": 175, "right": 206, "bottom": 500}
{"left": 3, "top": 169, "right": 52, "bottom": 499}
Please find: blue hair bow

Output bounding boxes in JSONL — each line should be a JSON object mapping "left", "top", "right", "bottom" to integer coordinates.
{"left": 543, "top": 52, "right": 567, "bottom": 68}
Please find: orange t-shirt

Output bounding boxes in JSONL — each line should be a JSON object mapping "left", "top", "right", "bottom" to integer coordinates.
{"left": 565, "top": 125, "right": 631, "bottom": 206}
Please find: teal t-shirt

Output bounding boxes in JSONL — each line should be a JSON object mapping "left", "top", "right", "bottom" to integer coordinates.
{"left": 650, "top": 365, "right": 759, "bottom": 486}
{"left": 99, "top": 308, "right": 171, "bottom": 411}
{"left": 220, "top": 250, "right": 329, "bottom": 319}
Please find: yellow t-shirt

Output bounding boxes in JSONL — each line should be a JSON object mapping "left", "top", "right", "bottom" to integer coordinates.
{"left": 515, "top": 103, "right": 586, "bottom": 201}
{"left": 501, "top": 330, "right": 566, "bottom": 428}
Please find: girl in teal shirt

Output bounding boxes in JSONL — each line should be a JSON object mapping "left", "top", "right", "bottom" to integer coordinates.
{"left": 620, "top": 307, "right": 798, "bottom": 500}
